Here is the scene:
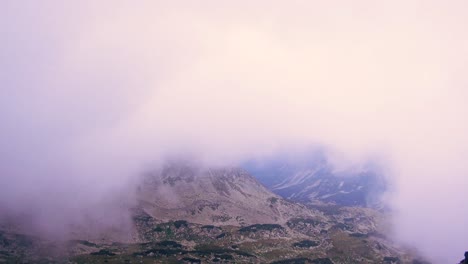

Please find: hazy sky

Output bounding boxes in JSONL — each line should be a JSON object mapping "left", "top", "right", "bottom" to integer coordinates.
{"left": 1, "top": 1, "right": 468, "bottom": 262}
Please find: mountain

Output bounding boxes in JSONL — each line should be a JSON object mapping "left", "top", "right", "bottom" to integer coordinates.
{"left": 0, "top": 163, "right": 427, "bottom": 263}
{"left": 245, "top": 156, "right": 386, "bottom": 207}
{"left": 136, "top": 163, "right": 324, "bottom": 226}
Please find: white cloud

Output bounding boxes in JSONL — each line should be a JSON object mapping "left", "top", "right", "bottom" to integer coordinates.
{"left": 1, "top": 1, "right": 468, "bottom": 261}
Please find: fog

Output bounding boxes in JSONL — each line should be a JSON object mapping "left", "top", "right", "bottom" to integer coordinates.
{"left": 1, "top": 1, "right": 468, "bottom": 262}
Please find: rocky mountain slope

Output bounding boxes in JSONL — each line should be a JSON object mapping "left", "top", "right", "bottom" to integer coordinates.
{"left": 0, "top": 163, "right": 427, "bottom": 263}
{"left": 137, "top": 164, "right": 325, "bottom": 226}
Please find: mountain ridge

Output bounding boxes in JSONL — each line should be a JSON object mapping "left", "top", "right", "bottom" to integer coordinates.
{"left": 245, "top": 157, "right": 386, "bottom": 207}
{"left": 137, "top": 164, "right": 326, "bottom": 226}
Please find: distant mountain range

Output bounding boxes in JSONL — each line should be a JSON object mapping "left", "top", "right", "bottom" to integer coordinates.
{"left": 244, "top": 154, "right": 387, "bottom": 207}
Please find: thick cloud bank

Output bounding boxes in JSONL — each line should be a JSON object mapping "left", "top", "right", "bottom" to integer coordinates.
{"left": 1, "top": 1, "right": 468, "bottom": 262}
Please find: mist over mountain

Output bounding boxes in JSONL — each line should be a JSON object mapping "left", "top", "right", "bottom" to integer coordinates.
{"left": 0, "top": 162, "right": 430, "bottom": 263}
{"left": 245, "top": 152, "right": 387, "bottom": 207}
{"left": 2, "top": 1, "right": 468, "bottom": 263}
{"left": 137, "top": 163, "right": 318, "bottom": 226}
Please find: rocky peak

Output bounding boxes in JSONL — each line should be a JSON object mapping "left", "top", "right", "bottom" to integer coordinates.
{"left": 137, "top": 163, "right": 321, "bottom": 226}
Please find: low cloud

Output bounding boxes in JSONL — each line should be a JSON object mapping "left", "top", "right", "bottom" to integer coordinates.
{"left": 1, "top": 1, "right": 468, "bottom": 262}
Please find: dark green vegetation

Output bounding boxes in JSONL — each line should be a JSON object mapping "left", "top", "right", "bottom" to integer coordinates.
{"left": 287, "top": 218, "right": 320, "bottom": 227}
{"left": 0, "top": 207, "right": 426, "bottom": 264}
{"left": 349, "top": 232, "right": 368, "bottom": 238}
{"left": 90, "top": 249, "right": 116, "bottom": 256}
{"left": 0, "top": 204, "right": 428, "bottom": 264}
{"left": 174, "top": 220, "right": 189, "bottom": 228}
{"left": 0, "top": 204, "right": 430, "bottom": 264}
{"left": 293, "top": 240, "right": 320, "bottom": 248}
{"left": 239, "top": 224, "right": 284, "bottom": 232}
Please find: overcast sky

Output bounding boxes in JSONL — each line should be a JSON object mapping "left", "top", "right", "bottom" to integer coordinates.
{"left": 1, "top": 1, "right": 468, "bottom": 262}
